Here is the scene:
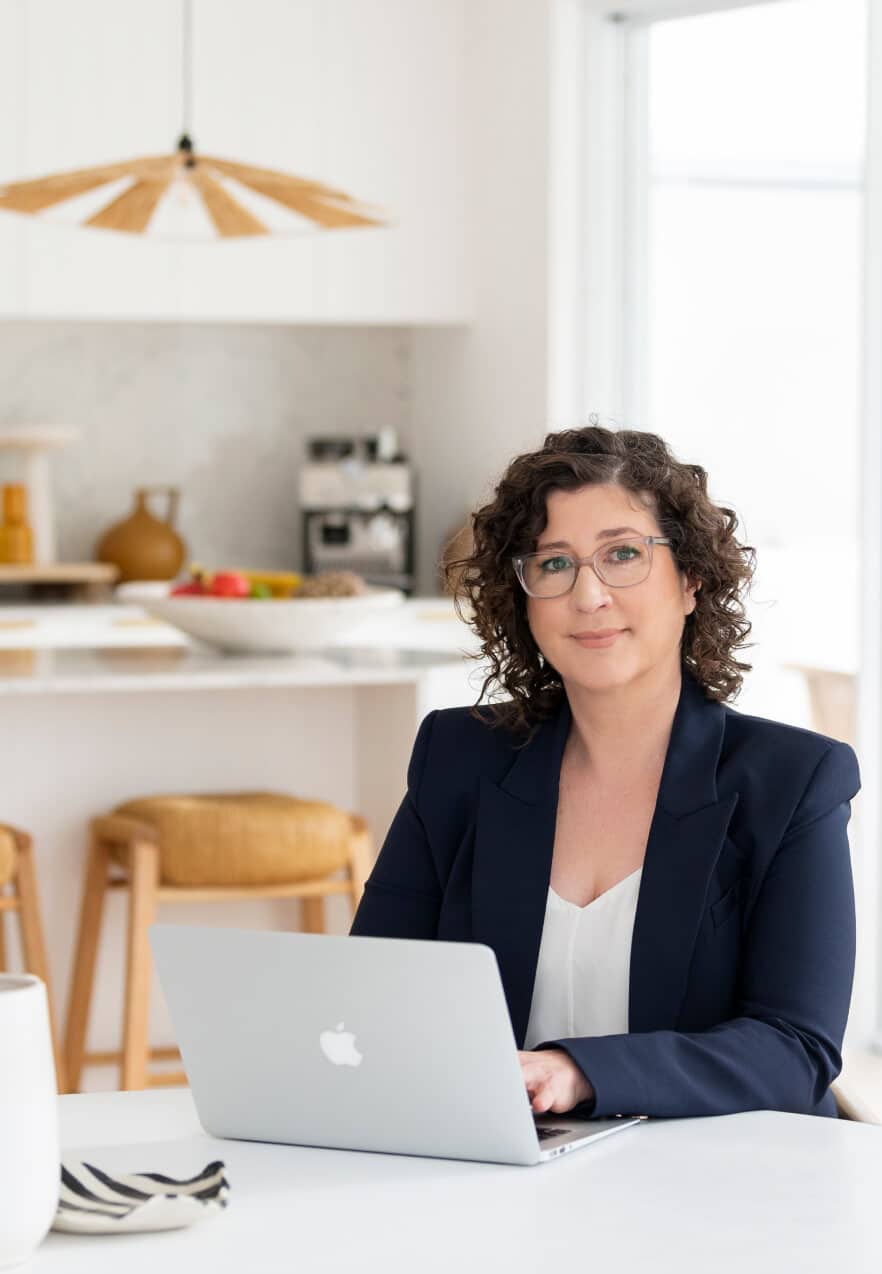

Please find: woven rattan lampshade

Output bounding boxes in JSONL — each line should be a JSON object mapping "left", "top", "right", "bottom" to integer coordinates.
{"left": 0, "top": 1, "right": 387, "bottom": 241}
{"left": 0, "top": 134, "right": 386, "bottom": 239}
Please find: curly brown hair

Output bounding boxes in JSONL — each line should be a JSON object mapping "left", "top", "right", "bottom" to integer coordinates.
{"left": 444, "top": 425, "right": 757, "bottom": 736}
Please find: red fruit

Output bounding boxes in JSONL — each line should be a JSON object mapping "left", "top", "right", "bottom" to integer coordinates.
{"left": 170, "top": 580, "right": 205, "bottom": 596}
{"left": 209, "top": 571, "right": 251, "bottom": 598}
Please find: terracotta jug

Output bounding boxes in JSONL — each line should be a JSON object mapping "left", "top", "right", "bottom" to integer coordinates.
{"left": 96, "top": 487, "right": 186, "bottom": 582}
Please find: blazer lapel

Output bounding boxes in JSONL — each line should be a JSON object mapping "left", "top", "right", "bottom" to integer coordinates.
{"left": 472, "top": 705, "right": 569, "bottom": 1047}
{"left": 471, "top": 670, "right": 739, "bottom": 1046}
{"left": 629, "top": 674, "right": 739, "bottom": 1032}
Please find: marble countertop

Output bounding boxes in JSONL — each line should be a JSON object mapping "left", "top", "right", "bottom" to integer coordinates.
{"left": 0, "top": 643, "right": 470, "bottom": 695}
{"left": 0, "top": 597, "right": 479, "bottom": 694}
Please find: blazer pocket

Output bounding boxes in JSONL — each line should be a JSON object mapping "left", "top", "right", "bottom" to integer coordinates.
{"left": 710, "top": 878, "right": 743, "bottom": 929}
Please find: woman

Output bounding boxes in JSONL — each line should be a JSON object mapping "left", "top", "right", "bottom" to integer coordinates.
{"left": 351, "top": 425, "right": 861, "bottom": 1120}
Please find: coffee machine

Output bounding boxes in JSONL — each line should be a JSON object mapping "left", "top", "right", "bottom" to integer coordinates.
{"left": 299, "top": 433, "right": 416, "bottom": 593}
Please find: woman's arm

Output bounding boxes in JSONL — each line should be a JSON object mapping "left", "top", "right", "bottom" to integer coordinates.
{"left": 349, "top": 710, "right": 443, "bottom": 940}
{"left": 536, "top": 741, "right": 860, "bottom": 1118}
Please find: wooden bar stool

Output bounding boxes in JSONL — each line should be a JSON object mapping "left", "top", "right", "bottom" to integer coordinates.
{"left": 64, "top": 791, "right": 374, "bottom": 1093}
{"left": 0, "top": 823, "right": 66, "bottom": 1091}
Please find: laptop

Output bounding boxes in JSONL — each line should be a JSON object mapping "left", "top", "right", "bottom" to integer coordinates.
{"left": 149, "top": 924, "right": 647, "bottom": 1166}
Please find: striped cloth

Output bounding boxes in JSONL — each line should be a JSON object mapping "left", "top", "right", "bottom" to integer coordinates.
{"left": 53, "top": 1159, "right": 229, "bottom": 1234}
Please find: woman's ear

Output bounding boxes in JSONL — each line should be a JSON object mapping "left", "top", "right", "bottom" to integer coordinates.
{"left": 684, "top": 577, "right": 701, "bottom": 615}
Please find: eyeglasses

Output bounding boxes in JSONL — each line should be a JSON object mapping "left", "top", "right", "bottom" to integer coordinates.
{"left": 512, "top": 536, "right": 673, "bottom": 599}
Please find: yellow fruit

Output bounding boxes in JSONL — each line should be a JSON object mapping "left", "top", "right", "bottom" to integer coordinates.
{"left": 239, "top": 569, "right": 303, "bottom": 599}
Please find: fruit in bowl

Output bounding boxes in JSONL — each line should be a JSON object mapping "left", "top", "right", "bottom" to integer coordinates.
{"left": 170, "top": 565, "right": 304, "bottom": 599}
{"left": 124, "top": 566, "right": 403, "bottom": 653}
{"left": 288, "top": 571, "right": 367, "bottom": 598}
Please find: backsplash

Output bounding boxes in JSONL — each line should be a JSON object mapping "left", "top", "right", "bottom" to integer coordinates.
{"left": 0, "top": 321, "right": 410, "bottom": 574}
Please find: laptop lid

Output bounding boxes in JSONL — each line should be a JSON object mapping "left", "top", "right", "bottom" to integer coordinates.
{"left": 150, "top": 924, "right": 554, "bottom": 1165}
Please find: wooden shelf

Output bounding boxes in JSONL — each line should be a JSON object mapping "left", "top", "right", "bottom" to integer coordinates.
{"left": 0, "top": 563, "right": 119, "bottom": 601}
{"left": 0, "top": 563, "right": 118, "bottom": 583}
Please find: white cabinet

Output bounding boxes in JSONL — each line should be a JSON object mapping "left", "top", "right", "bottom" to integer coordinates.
{"left": 18, "top": 0, "right": 181, "bottom": 319}
{"left": 0, "top": 0, "right": 469, "bottom": 323}
{"left": 0, "top": 0, "right": 26, "bottom": 315}
{"left": 310, "top": 0, "right": 468, "bottom": 321}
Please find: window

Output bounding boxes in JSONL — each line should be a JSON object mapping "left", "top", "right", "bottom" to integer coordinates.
{"left": 570, "top": 0, "right": 880, "bottom": 1047}
{"left": 626, "top": 0, "right": 867, "bottom": 729}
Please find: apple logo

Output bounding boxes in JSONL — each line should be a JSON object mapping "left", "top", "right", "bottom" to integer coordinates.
{"left": 319, "top": 1021, "right": 363, "bottom": 1067}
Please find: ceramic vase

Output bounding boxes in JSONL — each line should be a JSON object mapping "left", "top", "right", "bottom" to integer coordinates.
{"left": 95, "top": 487, "right": 186, "bottom": 582}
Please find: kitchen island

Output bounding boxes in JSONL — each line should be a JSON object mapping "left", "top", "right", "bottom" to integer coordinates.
{"left": 0, "top": 600, "right": 480, "bottom": 1088}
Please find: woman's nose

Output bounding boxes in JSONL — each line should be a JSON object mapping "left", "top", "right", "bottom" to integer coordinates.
{"left": 571, "top": 563, "right": 612, "bottom": 610}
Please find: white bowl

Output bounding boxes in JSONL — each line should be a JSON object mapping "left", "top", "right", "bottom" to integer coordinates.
{"left": 120, "top": 585, "right": 406, "bottom": 653}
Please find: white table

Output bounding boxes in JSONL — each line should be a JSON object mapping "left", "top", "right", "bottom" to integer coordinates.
{"left": 36, "top": 1088, "right": 882, "bottom": 1273}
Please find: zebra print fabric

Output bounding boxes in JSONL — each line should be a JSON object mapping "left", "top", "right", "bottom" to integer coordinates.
{"left": 53, "top": 1158, "right": 229, "bottom": 1234}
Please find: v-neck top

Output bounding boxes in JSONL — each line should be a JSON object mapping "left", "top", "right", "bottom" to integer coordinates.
{"left": 522, "top": 866, "right": 643, "bottom": 1050}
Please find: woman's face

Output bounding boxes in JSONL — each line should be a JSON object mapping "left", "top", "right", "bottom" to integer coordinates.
{"left": 524, "top": 483, "right": 699, "bottom": 696}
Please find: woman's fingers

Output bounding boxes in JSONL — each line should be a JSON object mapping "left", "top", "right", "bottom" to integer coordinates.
{"left": 532, "top": 1086, "right": 552, "bottom": 1113}
{"left": 518, "top": 1049, "right": 593, "bottom": 1114}
{"left": 519, "top": 1050, "right": 580, "bottom": 1113}
{"left": 520, "top": 1058, "right": 556, "bottom": 1110}
{"left": 529, "top": 1077, "right": 557, "bottom": 1113}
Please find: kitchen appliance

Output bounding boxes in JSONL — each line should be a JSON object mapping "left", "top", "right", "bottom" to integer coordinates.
{"left": 300, "top": 435, "right": 415, "bottom": 593}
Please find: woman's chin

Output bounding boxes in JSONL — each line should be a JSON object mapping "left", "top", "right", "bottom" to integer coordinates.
{"left": 561, "top": 659, "right": 634, "bottom": 694}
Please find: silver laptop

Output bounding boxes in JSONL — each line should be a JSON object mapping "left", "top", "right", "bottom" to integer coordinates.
{"left": 149, "top": 924, "right": 647, "bottom": 1166}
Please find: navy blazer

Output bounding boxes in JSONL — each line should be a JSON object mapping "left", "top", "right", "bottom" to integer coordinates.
{"left": 350, "top": 669, "right": 861, "bottom": 1119}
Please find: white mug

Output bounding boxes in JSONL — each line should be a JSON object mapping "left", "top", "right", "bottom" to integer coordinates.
{"left": 0, "top": 975, "right": 59, "bottom": 1269}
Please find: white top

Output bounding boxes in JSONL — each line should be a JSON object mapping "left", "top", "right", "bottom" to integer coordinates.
{"left": 523, "top": 866, "right": 643, "bottom": 1049}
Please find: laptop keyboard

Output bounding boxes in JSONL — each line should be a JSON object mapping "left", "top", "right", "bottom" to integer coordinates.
{"left": 536, "top": 1125, "right": 573, "bottom": 1141}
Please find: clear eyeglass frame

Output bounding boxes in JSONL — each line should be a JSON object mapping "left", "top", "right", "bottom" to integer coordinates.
{"left": 511, "top": 536, "right": 673, "bottom": 598}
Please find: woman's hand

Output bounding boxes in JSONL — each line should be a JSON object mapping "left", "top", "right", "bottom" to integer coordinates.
{"left": 518, "top": 1049, "right": 595, "bottom": 1114}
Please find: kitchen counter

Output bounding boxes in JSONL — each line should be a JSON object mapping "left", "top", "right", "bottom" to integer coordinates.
{"left": 0, "top": 596, "right": 482, "bottom": 695}
{"left": 0, "top": 644, "right": 471, "bottom": 695}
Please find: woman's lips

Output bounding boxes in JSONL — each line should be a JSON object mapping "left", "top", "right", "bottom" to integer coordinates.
{"left": 571, "top": 628, "right": 626, "bottom": 648}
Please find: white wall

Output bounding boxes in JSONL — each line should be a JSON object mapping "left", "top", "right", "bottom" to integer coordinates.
{"left": 410, "top": 0, "right": 555, "bottom": 592}
{"left": 0, "top": 321, "right": 410, "bottom": 570}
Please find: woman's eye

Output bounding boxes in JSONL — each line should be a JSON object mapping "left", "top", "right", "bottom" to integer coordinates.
{"left": 539, "top": 556, "right": 572, "bottom": 573}
{"left": 608, "top": 545, "right": 639, "bottom": 562}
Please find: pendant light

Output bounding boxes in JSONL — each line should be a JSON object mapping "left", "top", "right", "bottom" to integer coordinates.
{"left": 0, "top": 1, "right": 386, "bottom": 240}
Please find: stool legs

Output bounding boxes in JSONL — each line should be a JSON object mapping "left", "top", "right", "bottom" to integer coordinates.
{"left": 13, "top": 837, "right": 66, "bottom": 1091}
{"left": 347, "top": 817, "right": 373, "bottom": 908}
{"left": 301, "top": 897, "right": 325, "bottom": 932}
{"left": 121, "top": 840, "right": 160, "bottom": 1091}
{"left": 65, "top": 832, "right": 111, "bottom": 1093}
